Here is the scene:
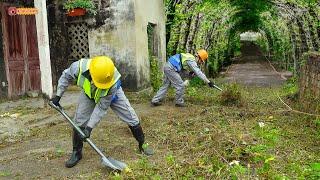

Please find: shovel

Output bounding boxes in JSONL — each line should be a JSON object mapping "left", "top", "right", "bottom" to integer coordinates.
{"left": 49, "top": 102, "right": 128, "bottom": 171}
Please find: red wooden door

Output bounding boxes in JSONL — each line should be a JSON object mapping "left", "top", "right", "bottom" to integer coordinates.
{"left": 1, "top": 3, "right": 40, "bottom": 97}
{"left": 25, "top": 16, "right": 41, "bottom": 91}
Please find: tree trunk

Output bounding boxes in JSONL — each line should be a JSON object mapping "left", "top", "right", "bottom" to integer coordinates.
{"left": 186, "top": 13, "right": 201, "bottom": 53}
{"left": 166, "top": 0, "right": 181, "bottom": 46}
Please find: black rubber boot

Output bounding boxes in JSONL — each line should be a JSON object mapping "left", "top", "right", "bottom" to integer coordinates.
{"left": 65, "top": 128, "right": 83, "bottom": 168}
{"left": 129, "top": 124, "right": 154, "bottom": 156}
{"left": 151, "top": 101, "right": 162, "bottom": 107}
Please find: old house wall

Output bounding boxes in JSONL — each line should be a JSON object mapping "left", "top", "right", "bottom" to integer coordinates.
{"left": 89, "top": 0, "right": 138, "bottom": 90}
{"left": 47, "top": 0, "right": 72, "bottom": 87}
{"left": 48, "top": 0, "right": 165, "bottom": 91}
{"left": 134, "top": 0, "right": 166, "bottom": 89}
{"left": 89, "top": 0, "right": 165, "bottom": 90}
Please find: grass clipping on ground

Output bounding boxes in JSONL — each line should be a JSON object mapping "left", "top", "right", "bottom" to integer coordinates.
{"left": 219, "top": 83, "right": 244, "bottom": 107}
{"left": 1, "top": 81, "right": 319, "bottom": 179}
{"left": 100, "top": 83, "right": 319, "bottom": 179}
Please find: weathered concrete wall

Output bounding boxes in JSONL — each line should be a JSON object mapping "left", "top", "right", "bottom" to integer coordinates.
{"left": 89, "top": 0, "right": 165, "bottom": 90}
{"left": 299, "top": 52, "right": 320, "bottom": 113}
{"left": 48, "top": 0, "right": 165, "bottom": 91}
{"left": 134, "top": 0, "right": 166, "bottom": 89}
{"left": 47, "top": 0, "right": 73, "bottom": 88}
{"left": 89, "top": 0, "right": 138, "bottom": 90}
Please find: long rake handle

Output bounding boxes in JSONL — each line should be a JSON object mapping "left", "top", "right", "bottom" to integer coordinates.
{"left": 48, "top": 102, "right": 107, "bottom": 159}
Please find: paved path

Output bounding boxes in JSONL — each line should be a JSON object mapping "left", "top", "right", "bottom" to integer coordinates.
{"left": 223, "top": 43, "right": 288, "bottom": 87}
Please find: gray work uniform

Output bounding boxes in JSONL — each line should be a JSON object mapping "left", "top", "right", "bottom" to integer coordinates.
{"left": 56, "top": 60, "right": 140, "bottom": 128}
{"left": 152, "top": 59, "right": 210, "bottom": 104}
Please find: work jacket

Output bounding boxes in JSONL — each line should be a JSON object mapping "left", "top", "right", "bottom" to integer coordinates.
{"left": 77, "top": 59, "right": 121, "bottom": 103}
{"left": 168, "top": 53, "right": 196, "bottom": 72}
{"left": 56, "top": 59, "right": 121, "bottom": 103}
{"left": 167, "top": 53, "right": 210, "bottom": 83}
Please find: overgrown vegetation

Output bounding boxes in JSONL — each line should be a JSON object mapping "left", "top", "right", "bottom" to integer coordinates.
{"left": 1, "top": 80, "right": 319, "bottom": 179}
{"left": 166, "top": 0, "right": 320, "bottom": 77}
{"left": 149, "top": 56, "right": 162, "bottom": 92}
{"left": 105, "top": 84, "right": 319, "bottom": 179}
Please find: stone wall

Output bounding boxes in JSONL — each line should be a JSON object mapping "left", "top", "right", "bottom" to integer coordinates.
{"left": 299, "top": 52, "right": 320, "bottom": 113}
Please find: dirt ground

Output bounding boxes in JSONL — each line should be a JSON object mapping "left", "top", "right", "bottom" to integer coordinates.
{"left": 0, "top": 90, "right": 211, "bottom": 179}
{"left": 223, "top": 43, "right": 288, "bottom": 87}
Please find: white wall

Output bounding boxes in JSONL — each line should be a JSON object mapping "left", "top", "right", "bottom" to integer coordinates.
{"left": 88, "top": 0, "right": 166, "bottom": 90}
{"left": 134, "top": 0, "right": 166, "bottom": 89}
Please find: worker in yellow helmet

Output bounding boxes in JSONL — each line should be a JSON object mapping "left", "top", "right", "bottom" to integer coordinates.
{"left": 50, "top": 56, "right": 154, "bottom": 168}
{"left": 151, "top": 49, "right": 216, "bottom": 107}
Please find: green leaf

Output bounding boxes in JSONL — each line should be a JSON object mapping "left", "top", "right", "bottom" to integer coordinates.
{"left": 310, "top": 163, "right": 320, "bottom": 171}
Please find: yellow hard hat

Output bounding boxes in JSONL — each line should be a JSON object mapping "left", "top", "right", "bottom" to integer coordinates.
{"left": 89, "top": 56, "right": 115, "bottom": 89}
{"left": 197, "top": 49, "right": 208, "bottom": 61}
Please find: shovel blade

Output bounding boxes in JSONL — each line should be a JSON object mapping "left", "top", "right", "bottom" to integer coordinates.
{"left": 101, "top": 156, "right": 128, "bottom": 171}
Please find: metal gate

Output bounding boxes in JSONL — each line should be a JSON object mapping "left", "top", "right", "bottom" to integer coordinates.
{"left": 0, "top": 3, "right": 40, "bottom": 97}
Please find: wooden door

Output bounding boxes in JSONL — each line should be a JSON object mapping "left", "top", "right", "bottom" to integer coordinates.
{"left": 25, "top": 16, "right": 40, "bottom": 91}
{"left": 0, "top": 8, "right": 7, "bottom": 97}
{"left": 1, "top": 3, "right": 40, "bottom": 97}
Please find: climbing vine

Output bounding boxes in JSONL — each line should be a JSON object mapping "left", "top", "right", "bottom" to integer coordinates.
{"left": 165, "top": 0, "right": 320, "bottom": 77}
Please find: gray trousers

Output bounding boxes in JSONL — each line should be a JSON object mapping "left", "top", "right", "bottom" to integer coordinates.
{"left": 74, "top": 87, "right": 140, "bottom": 128}
{"left": 152, "top": 63, "right": 184, "bottom": 104}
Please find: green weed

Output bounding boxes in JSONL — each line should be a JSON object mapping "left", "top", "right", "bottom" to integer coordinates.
{"left": 0, "top": 171, "right": 11, "bottom": 177}
{"left": 55, "top": 145, "right": 65, "bottom": 157}
{"left": 219, "top": 83, "right": 244, "bottom": 106}
{"left": 189, "top": 77, "right": 205, "bottom": 87}
{"left": 283, "top": 77, "right": 298, "bottom": 100}
{"left": 303, "top": 163, "right": 320, "bottom": 179}
{"left": 150, "top": 56, "right": 162, "bottom": 92}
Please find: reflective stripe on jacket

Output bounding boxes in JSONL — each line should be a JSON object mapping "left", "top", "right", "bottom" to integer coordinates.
{"left": 76, "top": 59, "right": 121, "bottom": 103}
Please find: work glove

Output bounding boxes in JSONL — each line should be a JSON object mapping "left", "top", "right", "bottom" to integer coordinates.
{"left": 50, "top": 95, "right": 61, "bottom": 107}
{"left": 208, "top": 81, "right": 215, "bottom": 88}
{"left": 81, "top": 126, "right": 92, "bottom": 141}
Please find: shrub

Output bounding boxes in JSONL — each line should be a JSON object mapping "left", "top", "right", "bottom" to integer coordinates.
{"left": 150, "top": 56, "right": 162, "bottom": 92}
{"left": 219, "top": 83, "right": 243, "bottom": 106}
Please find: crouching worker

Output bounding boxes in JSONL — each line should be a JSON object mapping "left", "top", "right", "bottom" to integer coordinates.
{"left": 151, "top": 49, "right": 215, "bottom": 107}
{"left": 50, "top": 56, "right": 154, "bottom": 168}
